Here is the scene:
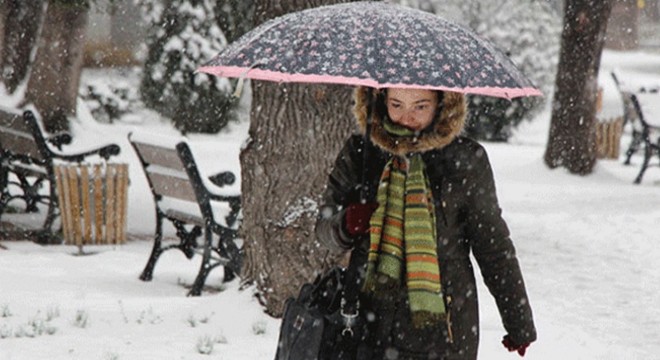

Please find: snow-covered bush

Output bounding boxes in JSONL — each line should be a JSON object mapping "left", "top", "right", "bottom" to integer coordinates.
{"left": 399, "top": 0, "right": 562, "bottom": 141}
{"left": 137, "top": 0, "right": 236, "bottom": 133}
{"left": 214, "top": 333, "right": 228, "bottom": 344}
{"left": 80, "top": 83, "right": 140, "bottom": 123}
{"left": 1, "top": 304, "right": 11, "bottom": 317}
{"left": 251, "top": 320, "right": 267, "bottom": 335}
{"left": 215, "top": 0, "right": 256, "bottom": 44}
{"left": 46, "top": 305, "right": 61, "bottom": 322}
{"left": 136, "top": 307, "right": 162, "bottom": 325}
{"left": 196, "top": 335, "right": 215, "bottom": 355}
{"left": 0, "top": 324, "right": 12, "bottom": 339}
{"left": 73, "top": 309, "right": 90, "bottom": 328}
{"left": 103, "top": 352, "right": 120, "bottom": 360}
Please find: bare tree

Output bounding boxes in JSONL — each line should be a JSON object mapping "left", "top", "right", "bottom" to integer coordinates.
{"left": 241, "top": 0, "right": 359, "bottom": 316}
{"left": 23, "top": 1, "right": 89, "bottom": 133}
{"left": 544, "top": 0, "right": 614, "bottom": 175}
{"left": 0, "top": 1, "right": 45, "bottom": 94}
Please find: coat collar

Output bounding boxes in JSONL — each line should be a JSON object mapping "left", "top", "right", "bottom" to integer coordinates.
{"left": 353, "top": 87, "right": 467, "bottom": 157}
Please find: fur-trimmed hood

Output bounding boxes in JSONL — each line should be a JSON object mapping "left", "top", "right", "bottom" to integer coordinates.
{"left": 353, "top": 86, "right": 467, "bottom": 157}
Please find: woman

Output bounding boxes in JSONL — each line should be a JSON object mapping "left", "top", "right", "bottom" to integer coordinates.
{"left": 315, "top": 87, "right": 536, "bottom": 359}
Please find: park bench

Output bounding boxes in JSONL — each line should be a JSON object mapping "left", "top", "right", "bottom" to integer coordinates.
{"left": 0, "top": 107, "right": 120, "bottom": 240}
{"left": 128, "top": 133, "right": 242, "bottom": 296}
{"left": 611, "top": 72, "right": 659, "bottom": 164}
{"left": 611, "top": 72, "right": 644, "bottom": 164}
{"left": 628, "top": 93, "right": 660, "bottom": 184}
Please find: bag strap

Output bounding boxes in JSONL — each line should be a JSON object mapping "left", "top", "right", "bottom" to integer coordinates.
{"left": 340, "top": 243, "right": 366, "bottom": 337}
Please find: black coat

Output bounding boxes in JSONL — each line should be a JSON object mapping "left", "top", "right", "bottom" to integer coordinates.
{"left": 315, "top": 88, "right": 536, "bottom": 360}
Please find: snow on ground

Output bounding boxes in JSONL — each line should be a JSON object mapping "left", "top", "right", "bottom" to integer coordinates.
{"left": 1, "top": 50, "right": 660, "bottom": 359}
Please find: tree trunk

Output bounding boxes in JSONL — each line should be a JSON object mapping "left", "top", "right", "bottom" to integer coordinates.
{"left": 605, "top": 0, "right": 638, "bottom": 50}
{"left": 0, "top": 2, "right": 6, "bottom": 75}
{"left": 241, "top": 0, "right": 358, "bottom": 316}
{"left": 544, "top": 0, "right": 614, "bottom": 175}
{"left": 1, "top": 0, "right": 45, "bottom": 94}
{"left": 23, "top": 1, "right": 88, "bottom": 133}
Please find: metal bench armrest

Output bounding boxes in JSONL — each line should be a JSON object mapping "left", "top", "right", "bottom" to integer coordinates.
{"left": 51, "top": 144, "right": 121, "bottom": 162}
{"left": 46, "top": 132, "right": 73, "bottom": 150}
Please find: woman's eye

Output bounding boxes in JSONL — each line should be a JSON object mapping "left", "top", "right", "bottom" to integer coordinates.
{"left": 416, "top": 105, "right": 428, "bottom": 111}
{"left": 390, "top": 103, "right": 401, "bottom": 109}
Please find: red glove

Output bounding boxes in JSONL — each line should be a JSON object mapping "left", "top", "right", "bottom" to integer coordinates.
{"left": 502, "top": 335, "right": 530, "bottom": 357}
{"left": 344, "top": 202, "right": 378, "bottom": 237}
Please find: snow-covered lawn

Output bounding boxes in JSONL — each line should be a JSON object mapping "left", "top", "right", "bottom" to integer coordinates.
{"left": 1, "top": 50, "right": 660, "bottom": 359}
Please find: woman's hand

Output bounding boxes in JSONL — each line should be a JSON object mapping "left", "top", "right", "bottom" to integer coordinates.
{"left": 344, "top": 202, "right": 378, "bottom": 237}
{"left": 502, "top": 335, "right": 531, "bottom": 357}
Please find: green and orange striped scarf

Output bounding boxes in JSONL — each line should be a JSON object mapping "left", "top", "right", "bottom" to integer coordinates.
{"left": 363, "top": 154, "right": 446, "bottom": 328}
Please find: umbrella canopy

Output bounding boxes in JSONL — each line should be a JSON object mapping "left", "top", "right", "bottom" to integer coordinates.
{"left": 198, "top": 1, "right": 542, "bottom": 99}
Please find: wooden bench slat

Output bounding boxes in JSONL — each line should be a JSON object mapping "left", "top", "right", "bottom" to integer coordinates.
{"left": 0, "top": 129, "right": 44, "bottom": 161}
{"left": 132, "top": 141, "right": 186, "bottom": 170}
{"left": 5, "top": 162, "right": 48, "bottom": 176}
{"left": 148, "top": 172, "right": 198, "bottom": 203}
{"left": 164, "top": 208, "right": 205, "bottom": 227}
{"left": 0, "top": 110, "right": 32, "bottom": 134}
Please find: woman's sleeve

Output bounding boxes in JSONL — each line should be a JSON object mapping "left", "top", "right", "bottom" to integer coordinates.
{"left": 315, "top": 136, "right": 363, "bottom": 253}
{"left": 464, "top": 144, "right": 537, "bottom": 346}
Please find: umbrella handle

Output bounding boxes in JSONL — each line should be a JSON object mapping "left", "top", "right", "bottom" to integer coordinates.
{"left": 360, "top": 88, "right": 373, "bottom": 203}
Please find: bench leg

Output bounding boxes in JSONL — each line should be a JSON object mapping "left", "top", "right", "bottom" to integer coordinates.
{"left": 140, "top": 213, "right": 165, "bottom": 281}
{"left": 37, "top": 177, "right": 60, "bottom": 244}
{"left": 0, "top": 166, "right": 8, "bottom": 221}
{"left": 624, "top": 129, "right": 643, "bottom": 165}
{"left": 188, "top": 227, "right": 214, "bottom": 296}
{"left": 218, "top": 229, "right": 242, "bottom": 280}
{"left": 634, "top": 140, "right": 652, "bottom": 184}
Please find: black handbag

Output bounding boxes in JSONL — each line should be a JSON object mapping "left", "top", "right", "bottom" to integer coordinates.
{"left": 274, "top": 251, "right": 366, "bottom": 360}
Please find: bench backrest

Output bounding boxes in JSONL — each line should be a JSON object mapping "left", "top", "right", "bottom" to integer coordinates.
{"left": 129, "top": 136, "right": 215, "bottom": 221}
{"left": 610, "top": 72, "right": 640, "bottom": 126}
{"left": 0, "top": 108, "right": 49, "bottom": 164}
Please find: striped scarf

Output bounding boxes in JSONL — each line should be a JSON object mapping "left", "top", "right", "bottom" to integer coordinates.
{"left": 362, "top": 154, "right": 446, "bottom": 328}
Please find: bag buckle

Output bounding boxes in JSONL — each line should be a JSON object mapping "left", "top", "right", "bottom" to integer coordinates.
{"left": 340, "top": 297, "right": 359, "bottom": 337}
{"left": 293, "top": 314, "right": 305, "bottom": 330}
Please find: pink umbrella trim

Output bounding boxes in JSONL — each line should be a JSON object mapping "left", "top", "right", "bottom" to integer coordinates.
{"left": 197, "top": 65, "right": 543, "bottom": 100}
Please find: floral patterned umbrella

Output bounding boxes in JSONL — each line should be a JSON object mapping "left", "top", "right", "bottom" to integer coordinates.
{"left": 198, "top": 1, "right": 542, "bottom": 99}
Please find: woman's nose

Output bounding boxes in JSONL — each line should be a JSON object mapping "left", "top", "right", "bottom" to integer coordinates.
{"left": 401, "top": 111, "right": 415, "bottom": 125}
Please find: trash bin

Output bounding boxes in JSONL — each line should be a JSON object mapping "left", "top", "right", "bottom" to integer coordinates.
{"left": 54, "top": 163, "right": 129, "bottom": 246}
{"left": 596, "top": 117, "right": 624, "bottom": 159}
{"left": 595, "top": 87, "right": 624, "bottom": 159}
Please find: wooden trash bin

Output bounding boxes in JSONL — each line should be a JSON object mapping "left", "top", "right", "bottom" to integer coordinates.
{"left": 596, "top": 117, "right": 624, "bottom": 159}
{"left": 595, "top": 87, "right": 624, "bottom": 159}
{"left": 54, "top": 163, "right": 129, "bottom": 246}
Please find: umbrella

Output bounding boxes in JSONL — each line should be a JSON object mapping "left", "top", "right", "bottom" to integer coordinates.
{"left": 198, "top": 1, "right": 542, "bottom": 99}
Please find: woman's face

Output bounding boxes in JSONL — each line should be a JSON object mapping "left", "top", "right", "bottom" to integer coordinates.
{"left": 385, "top": 88, "right": 439, "bottom": 131}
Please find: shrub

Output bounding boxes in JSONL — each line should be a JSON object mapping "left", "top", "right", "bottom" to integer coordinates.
{"left": 137, "top": 0, "right": 237, "bottom": 133}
